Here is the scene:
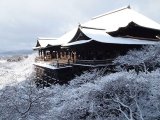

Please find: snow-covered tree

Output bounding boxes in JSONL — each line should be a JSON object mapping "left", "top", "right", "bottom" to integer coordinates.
{"left": 44, "top": 70, "right": 160, "bottom": 120}
{"left": 1, "top": 69, "right": 160, "bottom": 119}
{"left": 0, "top": 79, "right": 54, "bottom": 119}
{"left": 114, "top": 43, "right": 160, "bottom": 73}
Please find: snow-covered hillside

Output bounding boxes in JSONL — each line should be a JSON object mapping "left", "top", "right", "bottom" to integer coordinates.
{"left": 1, "top": 44, "right": 160, "bottom": 120}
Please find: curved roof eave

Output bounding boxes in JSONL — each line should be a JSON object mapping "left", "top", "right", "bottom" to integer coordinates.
{"left": 63, "top": 26, "right": 158, "bottom": 46}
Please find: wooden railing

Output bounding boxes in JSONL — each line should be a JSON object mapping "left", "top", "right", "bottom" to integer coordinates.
{"left": 35, "top": 57, "right": 114, "bottom": 68}
{"left": 75, "top": 59, "right": 113, "bottom": 65}
{"left": 35, "top": 55, "right": 52, "bottom": 62}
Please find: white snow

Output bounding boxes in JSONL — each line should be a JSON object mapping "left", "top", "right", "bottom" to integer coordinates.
{"left": 0, "top": 60, "right": 7, "bottom": 63}
{"left": 34, "top": 62, "right": 72, "bottom": 70}
{"left": 63, "top": 28, "right": 157, "bottom": 46}
{"left": 83, "top": 28, "right": 157, "bottom": 45}
{"left": 62, "top": 6, "right": 160, "bottom": 46}
{"left": 63, "top": 40, "right": 92, "bottom": 46}
{"left": 34, "top": 38, "right": 58, "bottom": 49}
{"left": 34, "top": 6, "right": 160, "bottom": 48}
{"left": 56, "top": 28, "right": 79, "bottom": 45}
{"left": 34, "top": 63, "right": 57, "bottom": 70}
{"left": 73, "top": 63, "right": 94, "bottom": 67}
{"left": 83, "top": 6, "right": 160, "bottom": 32}
{"left": 0, "top": 54, "right": 36, "bottom": 89}
{"left": 34, "top": 28, "right": 79, "bottom": 49}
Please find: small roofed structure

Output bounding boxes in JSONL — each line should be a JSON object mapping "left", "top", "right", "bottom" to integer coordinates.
{"left": 33, "top": 37, "right": 60, "bottom": 61}
{"left": 33, "top": 37, "right": 58, "bottom": 50}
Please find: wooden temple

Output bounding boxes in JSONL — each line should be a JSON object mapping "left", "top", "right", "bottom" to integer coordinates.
{"left": 33, "top": 6, "right": 160, "bottom": 86}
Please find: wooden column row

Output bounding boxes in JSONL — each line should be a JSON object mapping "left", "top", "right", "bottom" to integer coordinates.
{"left": 38, "top": 49, "right": 77, "bottom": 63}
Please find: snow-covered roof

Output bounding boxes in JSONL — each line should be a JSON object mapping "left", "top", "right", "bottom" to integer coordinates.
{"left": 63, "top": 40, "right": 92, "bottom": 46}
{"left": 62, "top": 6, "right": 160, "bottom": 47}
{"left": 82, "top": 6, "right": 160, "bottom": 32}
{"left": 38, "top": 40, "right": 56, "bottom": 48}
{"left": 63, "top": 28, "right": 157, "bottom": 46}
{"left": 56, "top": 27, "right": 79, "bottom": 45}
{"left": 34, "top": 6, "right": 160, "bottom": 49}
{"left": 33, "top": 28, "right": 79, "bottom": 49}
{"left": 34, "top": 38, "right": 58, "bottom": 50}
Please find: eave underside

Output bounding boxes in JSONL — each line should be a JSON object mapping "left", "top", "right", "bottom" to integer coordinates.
{"left": 108, "top": 22, "right": 160, "bottom": 41}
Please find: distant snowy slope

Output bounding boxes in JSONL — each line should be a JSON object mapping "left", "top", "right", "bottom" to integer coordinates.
{"left": 0, "top": 49, "right": 33, "bottom": 56}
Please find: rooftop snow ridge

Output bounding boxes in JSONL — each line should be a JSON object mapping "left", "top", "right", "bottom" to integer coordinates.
{"left": 37, "top": 37, "right": 57, "bottom": 40}
{"left": 92, "top": 5, "right": 131, "bottom": 20}
{"left": 80, "top": 25, "right": 106, "bottom": 31}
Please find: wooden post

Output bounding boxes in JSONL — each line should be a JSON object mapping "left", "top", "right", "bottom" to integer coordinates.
{"left": 41, "top": 50, "right": 43, "bottom": 59}
{"left": 60, "top": 52, "right": 63, "bottom": 59}
{"left": 67, "top": 51, "right": 69, "bottom": 59}
{"left": 56, "top": 59, "right": 59, "bottom": 68}
{"left": 74, "top": 52, "right": 77, "bottom": 63}
{"left": 56, "top": 51, "right": 58, "bottom": 59}
{"left": 65, "top": 52, "right": 67, "bottom": 59}
{"left": 38, "top": 50, "right": 41, "bottom": 57}
{"left": 43, "top": 50, "right": 46, "bottom": 61}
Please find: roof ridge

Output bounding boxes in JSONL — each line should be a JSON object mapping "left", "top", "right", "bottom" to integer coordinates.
{"left": 38, "top": 37, "right": 57, "bottom": 40}
{"left": 80, "top": 25, "right": 106, "bottom": 31}
{"left": 92, "top": 5, "right": 131, "bottom": 20}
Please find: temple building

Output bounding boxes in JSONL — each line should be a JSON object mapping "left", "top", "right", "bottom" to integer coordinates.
{"left": 34, "top": 6, "right": 160, "bottom": 65}
{"left": 33, "top": 6, "right": 160, "bottom": 85}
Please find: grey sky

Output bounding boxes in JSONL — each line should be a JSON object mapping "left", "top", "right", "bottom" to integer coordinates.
{"left": 0, "top": 0, "right": 160, "bottom": 51}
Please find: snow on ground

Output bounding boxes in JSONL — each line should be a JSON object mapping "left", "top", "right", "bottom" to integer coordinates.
{"left": 0, "top": 54, "right": 36, "bottom": 89}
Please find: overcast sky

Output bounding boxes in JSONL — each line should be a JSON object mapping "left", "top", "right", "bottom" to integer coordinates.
{"left": 0, "top": 0, "right": 160, "bottom": 51}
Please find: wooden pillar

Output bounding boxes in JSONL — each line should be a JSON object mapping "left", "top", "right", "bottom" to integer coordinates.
{"left": 73, "top": 52, "right": 77, "bottom": 63}
{"left": 58, "top": 51, "right": 60, "bottom": 59}
{"left": 60, "top": 51, "right": 63, "bottom": 59}
{"left": 67, "top": 51, "right": 69, "bottom": 59}
{"left": 64, "top": 52, "right": 67, "bottom": 59}
{"left": 50, "top": 51, "right": 52, "bottom": 59}
{"left": 38, "top": 50, "right": 40, "bottom": 56}
{"left": 56, "top": 59, "right": 59, "bottom": 68}
{"left": 52, "top": 51, "right": 55, "bottom": 59}
{"left": 39, "top": 50, "right": 41, "bottom": 57}
{"left": 56, "top": 51, "right": 58, "bottom": 59}
{"left": 43, "top": 50, "right": 46, "bottom": 60}
{"left": 54, "top": 51, "right": 57, "bottom": 59}
{"left": 69, "top": 51, "right": 71, "bottom": 59}
{"left": 41, "top": 50, "right": 43, "bottom": 58}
